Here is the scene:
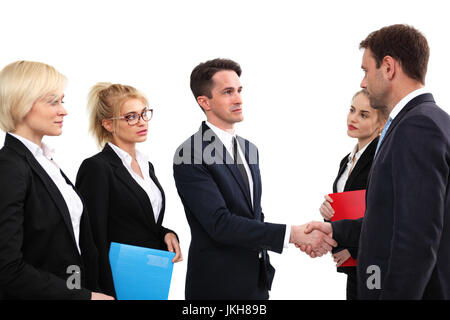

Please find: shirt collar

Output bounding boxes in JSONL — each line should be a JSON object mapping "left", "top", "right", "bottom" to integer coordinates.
{"left": 205, "top": 121, "right": 236, "bottom": 148}
{"left": 389, "top": 87, "right": 428, "bottom": 120}
{"left": 108, "top": 142, "right": 148, "bottom": 165}
{"left": 348, "top": 138, "right": 374, "bottom": 162}
{"left": 8, "top": 132, "right": 55, "bottom": 160}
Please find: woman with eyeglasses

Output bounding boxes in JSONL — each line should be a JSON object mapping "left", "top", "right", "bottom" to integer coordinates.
{"left": 75, "top": 82, "right": 182, "bottom": 298}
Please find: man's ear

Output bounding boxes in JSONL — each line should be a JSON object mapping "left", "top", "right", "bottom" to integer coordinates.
{"left": 102, "top": 119, "right": 114, "bottom": 133}
{"left": 382, "top": 55, "right": 397, "bottom": 81}
{"left": 197, "top": 96, "right": 210, "bottom": 112}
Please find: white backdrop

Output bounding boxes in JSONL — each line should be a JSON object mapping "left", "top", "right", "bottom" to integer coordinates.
{"left": 1, "top": 0, "right": 449, "bottom": 300}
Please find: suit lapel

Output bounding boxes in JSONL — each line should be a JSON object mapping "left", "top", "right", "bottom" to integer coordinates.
{"left": 102, "top": 144, "right": 157, "bottom": 225}
{"left": 333, "top": 155, "right": 349, "bottom": 193}
{"left": 148, "top": 165, "right": 165, "bottom": 226}
{"left": 28, "top": 155, "right": 79, "bottom": 248}
{"left": 368, "top": 93, "right": 435, "bottom": 188}
{"left": 344, "top": 137, "right": 378, "bottom": 191}
{"left": 201, "top": 123, "right": 254, "bottom": 212}
{"left": 373, "top": 93, "right": 435, "bottom": 163}
{"left": 222, "top": 147, "right": 254, "bottom": 212}
{"left": 237, "top": 136, "right": 259, "bottom": 215}
{"left": 5, "top": 135, "right": 79, "bottom": 251}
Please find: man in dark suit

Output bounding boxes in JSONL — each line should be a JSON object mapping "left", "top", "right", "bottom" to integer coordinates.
{"left": 173, "top": 58, "right": 337, "bottom": 299}
{"left": 304, "top": 24, "right": 450, "bottom": 299}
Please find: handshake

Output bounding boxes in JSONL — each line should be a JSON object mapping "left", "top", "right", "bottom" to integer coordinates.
{"left": 289, "top": 221, "right": 337, "bottom": 258}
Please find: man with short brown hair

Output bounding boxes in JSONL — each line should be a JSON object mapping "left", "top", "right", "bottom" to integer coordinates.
{"left": 350, "top": 24, "right": 449, "bottom": 299}
{"left": 305, "top": 24, "right": 450, "bottom": 299}
{"left": 173, "top": 58, "right": 337, "bottom": 299}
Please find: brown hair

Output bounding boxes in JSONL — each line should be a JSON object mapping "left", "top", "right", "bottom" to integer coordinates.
{"left": 352, "top": 89, "right": 389, "bottom": 122}
{"left": 360, "top": 24, "right": 429, "bottom": 84}
{"left": 87, "top": 82, "right": 148, "bottom": 147}
{"left": 190, "top": 58, "right": 241, "bottom": 112}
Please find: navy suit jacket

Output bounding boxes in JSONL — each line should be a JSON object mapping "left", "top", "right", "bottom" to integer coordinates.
{"left": 334, "top": 93, "right": 450, "bottom": 299}
{"left": 173, "top": 122, "right": 286, "bottom": 299}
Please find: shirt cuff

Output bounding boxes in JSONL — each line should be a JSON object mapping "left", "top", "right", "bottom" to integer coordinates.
{"left": 283, "top": 224, "right": 291, "bottom": 248}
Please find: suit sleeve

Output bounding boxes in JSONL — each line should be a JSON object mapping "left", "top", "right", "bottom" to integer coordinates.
{"left": 330, "top": 218, "right": 362, "bottom": 256}
{"left": 173, "top": 162, "right": 286, "bottom": 253}
{"left": 75, "top": 158, "right": 115, "bottom": 296}
{"left": 348, "top": 247, "right": 358, "bottom": 259}
{"left": 331, "top": 218, "right": 363, "bottom": 248}
{"left": 0, "top": 157, "right": 91, "bottom": 299}
{"left": 381, "top": 115, "right": 449, "bottom": 299}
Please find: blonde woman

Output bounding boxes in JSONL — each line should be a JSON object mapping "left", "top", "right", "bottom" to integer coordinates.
{"left": 76, "top": 83, "right": 182, "bottom": 298}
{"left": 318, "top": 89, "right": 387, "bottom": 300}
{"left": 0, "top": 61, "right": 112, "bottom": 300}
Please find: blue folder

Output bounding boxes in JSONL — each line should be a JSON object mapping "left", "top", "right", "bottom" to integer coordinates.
{"left": 109, "top": 242, "right": 175, "bottom": 300}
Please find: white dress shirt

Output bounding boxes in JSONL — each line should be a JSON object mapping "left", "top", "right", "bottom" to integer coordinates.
{"left": 205, "top": 121, "right": 290, "bottom": 249}
{"left": 9, "top": 133, "right": 83, "bottom": 254}
{"left": 336, "top": 139, "right": 373, "bottom": 193}
{"left": 108, "top": 142, "right": 163, "bottom": 223}
{"left": 205, "top": 121, "right": 254, "bottom": 205}
{"left": 389, "top": 87, "right": 429, "bottom": 121}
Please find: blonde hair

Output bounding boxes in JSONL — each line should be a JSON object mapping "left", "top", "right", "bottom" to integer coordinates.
{"left": 87, "top": 82, "right": 148, "bottom": 147}
{"left": 0, "top": 60, "right": 67, "bottom": 132}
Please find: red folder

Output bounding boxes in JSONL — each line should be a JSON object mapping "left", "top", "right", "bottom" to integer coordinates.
{"left": 329, "top": 190, "right": 366, "bottom": 267}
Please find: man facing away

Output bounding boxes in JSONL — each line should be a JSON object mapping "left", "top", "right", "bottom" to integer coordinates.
{"left": 173, "top": 58, "right": 337, "bottom": 299}
{"left": 304, "top": 24, "right": 450, "bottom": 299}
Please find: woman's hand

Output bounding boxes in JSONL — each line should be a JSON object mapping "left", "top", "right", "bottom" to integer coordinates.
{"left": 332, "top": 249, "right": 351, "bottom": 267}
{"left": 164, "top": 232, "right": 183, "bottom": 263}
{"left": 319, "top": 194, "right": 335, "bottom": 220}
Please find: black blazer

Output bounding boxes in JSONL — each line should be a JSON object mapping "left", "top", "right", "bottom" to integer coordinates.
{"left": 0, "top": 134, "right": 98, "bottom": 299}
{"left": 333, "top": 93, "right": 450, "bottom": 299}
{"left": 173, "top": 122, "right": 286, "bottom": 300}
{"left": 75, "top": 143, "right": 176, "bottom": 297}
{"left": 331, "top": 137, "right": 378, "bottom": 273}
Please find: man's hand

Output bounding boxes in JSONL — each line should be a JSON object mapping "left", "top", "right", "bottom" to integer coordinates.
{"left": 290, "top": 222, "right": 337, "bottom": 257}
{"left": 296, "top": 221, "right": 337, "bottom": 258}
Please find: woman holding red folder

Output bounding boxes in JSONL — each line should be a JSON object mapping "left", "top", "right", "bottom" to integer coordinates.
{"left": 319, "top": 89, "right": 387, "bottom": 300}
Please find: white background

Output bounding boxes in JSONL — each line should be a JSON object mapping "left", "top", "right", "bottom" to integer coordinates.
{"left": 1, "top": 0, "right": 449, "bottom": 300}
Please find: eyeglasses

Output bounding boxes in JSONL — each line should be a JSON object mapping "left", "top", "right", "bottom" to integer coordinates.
{"left": 109, "top": 108, "right": 153, "bottom": 126}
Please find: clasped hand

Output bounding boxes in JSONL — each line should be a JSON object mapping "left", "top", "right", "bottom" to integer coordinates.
{"left": 290, "top": 221, "right": 337, "bottom": 257}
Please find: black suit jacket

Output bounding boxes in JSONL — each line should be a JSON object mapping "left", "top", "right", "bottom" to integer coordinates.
{"left": 333, "top": 93, "right": 450, "bottom": 299}
{"left": 0, "top": 134, "right": 98, "bottom": 299}
{"left": 173, "top": 122, "right": 286, "bottom": 300}
{"left": 331, "top": 137, "right": 378, "bottom": 273}
{"left": 75, "top": 143, "right": 176, "bottom": 297}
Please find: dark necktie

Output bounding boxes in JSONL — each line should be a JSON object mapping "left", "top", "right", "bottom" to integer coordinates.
{"left": 233, "top": 136, "right": 250, "bottom": 194}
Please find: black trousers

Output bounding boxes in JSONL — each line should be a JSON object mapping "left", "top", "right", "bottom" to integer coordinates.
{"left": 345, "top": 268, "right": 358, "bottom": 300}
